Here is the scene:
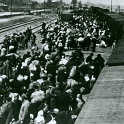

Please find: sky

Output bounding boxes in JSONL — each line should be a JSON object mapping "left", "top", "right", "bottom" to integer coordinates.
{"left": 64, "top": 0, "right": 124, "bottom": 5}
{"left": 36, "top": 0, "right": 124, "bottom": 6}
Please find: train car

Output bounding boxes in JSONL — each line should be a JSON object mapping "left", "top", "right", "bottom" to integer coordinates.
{"left": 60, "top": 10, "right": 73, "bottom": 22}
{"left": 106, "top": 14, "right": 124, "bottom": 39}
{"left": 74, "top": 7, "right": 124, "bottom": 124}
{"left": 91, "top": 6, "right": 124, "bottom": 40}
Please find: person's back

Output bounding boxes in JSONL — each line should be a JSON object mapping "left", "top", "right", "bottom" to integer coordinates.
{"left": 86, "top": 53, "right": 94, "bottom": 65}
{"left": 56, "top": 88, "right": 70, "bottom": 111}
{"left": 0, "top": 97, "right": 11, "bottom": 117}
{"left": 6, "top": 94, "right": 21, "bottom": 124}
{"left": 0, "top": 97, "right": 12, "bottom": 124}
{"left": 94, "top": 54, "right": 105, "bottom": 68}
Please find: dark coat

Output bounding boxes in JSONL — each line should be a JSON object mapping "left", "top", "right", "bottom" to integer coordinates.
{"left": 56, "top": 91, "right": 71, "bottom": 111}
{"left": 6, "top": 100, "right": 21, "bottom": 124}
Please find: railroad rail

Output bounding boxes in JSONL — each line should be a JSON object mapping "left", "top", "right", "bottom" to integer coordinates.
{"left": 33, "top": 18, "right": 57, "bottom": 33}
{"left": 0, "top": 17, "right": 44, "bottom": 33}
{"left": 0, "top": 14, "right": 58, "bottom": 43}
{"left": 0, "top": 14, "right": 57, "bottom": 33}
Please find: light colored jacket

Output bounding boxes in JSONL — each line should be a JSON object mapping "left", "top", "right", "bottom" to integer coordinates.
{"left": 19, "top": 100, "right": 30, "bottom": 121}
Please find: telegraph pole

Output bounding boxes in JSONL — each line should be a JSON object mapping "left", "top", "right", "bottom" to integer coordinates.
{"left": 118, "top": 5, "right": 120, "bottom": 13}
{"left": 44, "top": 0, "right": 45, "bottom": 13}
{"left": 111, "top": 0, "right": 112, "bottom": 12}
{"left": 11, "top": 0, "right": 12, "bottom": 15}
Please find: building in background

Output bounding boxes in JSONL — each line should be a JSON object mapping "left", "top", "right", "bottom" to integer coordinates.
{"left": 0, "top": 3, "right": 8, "bottom": 11}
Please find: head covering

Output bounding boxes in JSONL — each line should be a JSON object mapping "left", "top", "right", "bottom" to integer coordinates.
{"left": 0, "top": 77, "right": 3, "bottom": 83}
{"left": 9, "top": 46, "right": 14, "bottom": 51}
{"left": 33, "top": 83, "right": 39, "bottom": 89}
{"left": 45, "top": 54, "right": 50, "bottom": 60}
{"left": 29, "top": 64, "right": 37, "bottom": 72}
{"left": 50, "top": 108, "right": 59, "bottom": 115}
{"left": 21, "top": 62, "right": 27, "bottom": 68}
{"left": 17, "top": 75, "right": 24, "bottom": 82}
{"left": 21, "top": 93, "right": 27, "bottom": 99}
{"left": 1, "top": 75, "right": 8, "bottom": 80}
{"left": 35, "top": 110, "right": 45, "bottom": 124}
{"left": 97, "top": 54, "right": 101, "bottom": 57}
{"left": 37, "top": 79, "right": 44, "bottom": 85}
{"left": 25, "top": 57, "right": 31, "bottom": 65}
{"left": 38, "top": 110, "right": 44, "bottom": 116}
{"left": 40, "top": 72, "right": 47, "bottom": 78}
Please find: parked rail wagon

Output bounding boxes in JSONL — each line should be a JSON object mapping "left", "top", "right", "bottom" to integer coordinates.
{"left": 60, "top": 10, "right": 73, "bottom": 22}
{"left": 91, "top": 6, "right": 124, "bottom": 39}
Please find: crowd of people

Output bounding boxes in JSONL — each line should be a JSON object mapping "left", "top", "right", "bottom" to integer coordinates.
{"left": 0, "top": 8, "right": 114, "bottom": 124}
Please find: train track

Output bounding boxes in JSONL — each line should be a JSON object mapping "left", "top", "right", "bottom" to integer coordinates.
{"left": 0, "top": 14, "right": 57, "bottom": 33}
{"left": 0, "top": 14, "right": 58, "bottom": 43}
{"left": 33, "top": 18, "right": 57, "bottom": 33}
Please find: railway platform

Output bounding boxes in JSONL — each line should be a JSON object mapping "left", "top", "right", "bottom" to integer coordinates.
{"left": 75, "top": 65, "right": 124, "bottom": 124}
{"left": 74, "top": 38, "right": 124, "bottom": 124}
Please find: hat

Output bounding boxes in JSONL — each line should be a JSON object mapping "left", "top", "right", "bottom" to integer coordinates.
{"left": 31, "top": 46, "right": 35, "bottom": 50}
{"left": 37, "top": 79, "right": 44, "bottom": 85}
{"left": 1, "top": 75, "right": 8, "bottom": 80}
{"left": 97, "top": 54, "right": 101, "bottom": 57}
{"left": 9, "top": 45, "right": 14, "bottom": 50}
{"left": 17, "top": 75, "right": 24, "bottom": 82}
{"left": 29, "top": 64, "right": 37, "bottom": 72}
{"left": 25, "top": 57, "right": 31, "bottom": 65}
{"left": 23, "top": 75, "right": 28, "bottom": 80}
{"left": 21, "top": 62, "right": 27, "bottom": 68}
{"left": 47, "top": 74, "right": 53, "bottom": 78}
{"left": 21, "top": 93, "right": 27, "bottom": 99}
{"left": 0, "top": 77, "right": 3, "bottom": 83}
{"left": 50, "top": 108, "right": 59, "bottom": 115}
{"left": 40, "top": 72, "right": 47, "bottom": 78}
{"left": 59, "top": 59, "right": 68, "bottom": 65}
{"left": 78, "top": 33, "right": 82, "bottom": 36}
{"left": 9, "top": 79, "right": 14, "bottom": 83}
{"left": 32, "top": 60, "right": 39, "bottom": 66}
{"left": 38, "top": 110, "right": 44, "bottom": 116}
{"left": 87, "top": 33, "right": 91, "bottom": 37}
{"left": 33, "top": 83, "right": 39, "bottom": 89}
{"left": 45, "top": 54, "right": 50, "bottom": 60}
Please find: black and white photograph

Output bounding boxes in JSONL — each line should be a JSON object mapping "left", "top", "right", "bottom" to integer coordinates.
{"left": 0, "top": 0, "right": 124, "bottom": 124}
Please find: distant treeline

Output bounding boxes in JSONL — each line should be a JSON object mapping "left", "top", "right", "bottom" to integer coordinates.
{"left": 0, "top": 0, "right": 38, "bottom": 6}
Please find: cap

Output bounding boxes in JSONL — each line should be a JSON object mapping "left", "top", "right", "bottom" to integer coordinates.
{"left": 45, "top": 54, "right": 50, "bottom": 60}
{"left": 38, "top": 110, "right": 44, "bottom": 116}
{"left": 50, "top": 108, "right": 59, "bottom": 115}
{"left": 21, "top": 93, "right": 27, "bottom": 99}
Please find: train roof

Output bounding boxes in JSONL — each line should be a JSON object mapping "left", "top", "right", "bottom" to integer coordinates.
{"left": 106, "top": 13, "right": 124, "bottom": 19}
{"left": 104, "top": 13, "right": 124, "bottom": 24}
{"left": 91, "top": 6, "right": 109, "bottom": 12}
{"left": 61, "top": 10, "right": 73, "bottom": 14}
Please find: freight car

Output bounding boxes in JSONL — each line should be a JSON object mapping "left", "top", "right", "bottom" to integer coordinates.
{"left": 91, "top": 6, "right": 124, "bottom": 39}
{"left": 75, "top": 7, "right": 124, "bottom": 124}
{"left": 60, "top": 10, "right": 73, "bottom": 22}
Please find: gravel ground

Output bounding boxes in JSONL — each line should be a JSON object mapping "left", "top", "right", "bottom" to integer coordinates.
{"left": 0, "top": 14, "right": 57, "bottom": 42}
{"left": 0, "top": 15, "right": 38, "bottom": 28}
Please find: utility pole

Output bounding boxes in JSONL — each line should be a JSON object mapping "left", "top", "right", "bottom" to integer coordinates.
{"left": 10, "top": 0, "right": 12, "bottom": 15}
{"left": 118, "top": 5, "right": 120, "bottom": 13}
{"left": 111, "top": 0, "right": 112, "bottom": 12}
{"left": 44, "top": 0, "right": 45, "bottom": 13}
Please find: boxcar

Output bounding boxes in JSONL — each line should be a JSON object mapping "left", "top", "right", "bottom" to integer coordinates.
{"left": 60, "top": 10, "right": 73, "bottom": 22}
